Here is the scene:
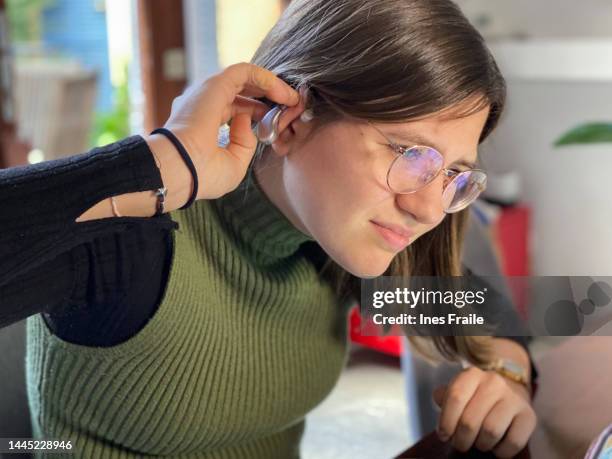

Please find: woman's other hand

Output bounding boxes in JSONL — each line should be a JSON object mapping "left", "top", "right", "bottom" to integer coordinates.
{"left": 432, "top": 366, "right": 537, "bottom": 458}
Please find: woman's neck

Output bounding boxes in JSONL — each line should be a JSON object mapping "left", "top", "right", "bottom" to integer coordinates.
{"left": 252, "top": 151, "right": 312, "bottom": 237}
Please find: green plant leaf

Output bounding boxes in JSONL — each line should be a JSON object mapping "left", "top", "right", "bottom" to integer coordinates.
{"left": 554, "top": 123, "right": 612, "bottom": 146}
{"left": 89, "top": 63, "right": 130, "bottom": 148}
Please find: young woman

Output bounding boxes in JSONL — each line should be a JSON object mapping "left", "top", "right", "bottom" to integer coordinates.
{"left": 0, "top": 0, "right": 537, "bottom": 457}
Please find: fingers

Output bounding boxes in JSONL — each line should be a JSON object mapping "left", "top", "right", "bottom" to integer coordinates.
{"left": 222, "top": 112, "right": 258, "bottom": 165}
{"left": 432, "top": 385, "right": 446, "bottom": 407}
{"left": 450, "top": 373, "right": 506, "bottom": 452}
{"left": 491, "top": 411, "right": 536, "bottom": 458}
{"left": 219, "top": 62, "right": 300, "bottom": 109}
{"left": 473, "top": 398, "right": 515, "bottom": 452}
{"left": 437, "top": 367, "right": 481, "bottom": 442}
{"left": 228, "top": 95, "right": 271, "bottom": 123}
{"left": 435, "top": 366, "right": 536, "bottom": 457}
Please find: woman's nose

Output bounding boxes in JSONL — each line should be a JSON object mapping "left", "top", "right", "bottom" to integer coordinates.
{"left": 395, "top": 175, "right": 446, "bottom": 225}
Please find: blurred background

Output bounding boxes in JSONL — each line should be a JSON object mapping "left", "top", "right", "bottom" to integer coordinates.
{"left": 1, "top": 1, "right": 611, "bottom": 458}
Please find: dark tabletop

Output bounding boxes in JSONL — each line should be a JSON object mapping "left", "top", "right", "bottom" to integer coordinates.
{"left": 394, "top": 431, "right": 531, "bottom": 458}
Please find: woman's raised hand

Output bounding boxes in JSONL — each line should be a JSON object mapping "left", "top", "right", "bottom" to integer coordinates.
{"left": 159, "top": 62, "right": 301, "bottom": 200}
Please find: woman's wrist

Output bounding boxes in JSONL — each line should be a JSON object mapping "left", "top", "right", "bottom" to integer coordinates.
{"left": 488, "top": 338, "right": 534, "bottom": 400}
{"left": 142, "top": 133, "right": 194, "bottom": 213}
{"left": 75, "top": 134, "right": 195, "bottom": 223}
{"left": 489, "top": 338, "right": 532, "bottom": 379}
{"left": 504, "top": 374, "right": 532, "bottom": 401}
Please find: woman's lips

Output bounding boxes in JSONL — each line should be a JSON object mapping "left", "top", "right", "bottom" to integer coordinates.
{"left": 371, "top": 221, "right": 412, "bottom": 251}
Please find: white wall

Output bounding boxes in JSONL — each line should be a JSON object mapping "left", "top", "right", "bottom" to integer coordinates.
{"left": 183, "top": 0, "right": 219, "bottom": 82}
{"left": 479, "top": 79, "right": 612, "bottom": 276}
{"left": 458, "top": 0, "right": 612, "bottom": 276}
{"left": 456, "top": 0, "right": 612, "bottom": 39}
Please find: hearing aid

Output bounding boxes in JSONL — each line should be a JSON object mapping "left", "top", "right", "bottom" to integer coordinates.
{"left": 300, "top": 108, "right": 314, "bottom": 123}
{"left": 256, "top": 104, "right": 287, "bottom": 145}
{"left": 298, "top": 85, "right": 314, "bottom": 123}
{"left": 255, "top": 86, "right": 314, "bottom": 145}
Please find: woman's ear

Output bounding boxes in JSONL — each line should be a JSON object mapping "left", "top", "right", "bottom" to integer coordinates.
{"left": 270, "top": 87, "right": 314, "bottom": 156}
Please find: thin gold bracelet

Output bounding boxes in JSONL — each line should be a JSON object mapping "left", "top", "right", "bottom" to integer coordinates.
{"left": 107, "top": 142, "right": 165, "bottom": 219}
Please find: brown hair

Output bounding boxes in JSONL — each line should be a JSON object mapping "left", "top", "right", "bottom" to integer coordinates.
{"left": 250, "top": 0, "right": 506, "bottom": 366}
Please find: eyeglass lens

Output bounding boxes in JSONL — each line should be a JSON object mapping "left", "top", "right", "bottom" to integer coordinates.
{"left": 387, "top": 146, "right": 486, "bottom": 213}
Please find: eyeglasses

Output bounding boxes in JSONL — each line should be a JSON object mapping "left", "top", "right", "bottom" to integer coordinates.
{"left": 368, "top": 122, "right": 487, "bottom": 214}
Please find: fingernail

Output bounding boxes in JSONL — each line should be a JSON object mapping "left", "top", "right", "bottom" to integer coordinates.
{"left": 288, "top": 87, "right": 300, "bottom": 104}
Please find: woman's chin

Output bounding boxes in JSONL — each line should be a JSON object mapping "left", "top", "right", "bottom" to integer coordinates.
{"left": 342, "top": 258, "right": 391, "bottom": 279}
{"left": 319, "top": 241, "right": 394, "bottom": 278}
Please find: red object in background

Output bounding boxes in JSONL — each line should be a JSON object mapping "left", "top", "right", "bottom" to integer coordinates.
{"left": 349, "top": 205, "right": 531, "bottom": 357}
{"left": 493, "top": 206, "right": 531, "bottom": 277}
{"left": 493, "top": 205, "right": 531, "bottom": 319}
{"left": 349, "top": 307, "right": 403, "bottom": 356}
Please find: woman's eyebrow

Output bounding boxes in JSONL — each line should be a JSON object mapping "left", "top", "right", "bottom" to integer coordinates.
{"left": 453, "top": 159, "right": 478, "bottom": 170}
{"left": 385, "top": 130, "right": 478, "bottom": 169}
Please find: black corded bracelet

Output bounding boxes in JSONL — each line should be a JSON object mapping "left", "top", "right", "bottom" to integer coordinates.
{"left": 150, "top": 128, "right": 199, "bottom": 215}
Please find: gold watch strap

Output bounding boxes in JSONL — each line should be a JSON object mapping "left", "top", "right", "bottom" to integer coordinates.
{"left": 483, "top": 358, "right": 530, "bottom": 390}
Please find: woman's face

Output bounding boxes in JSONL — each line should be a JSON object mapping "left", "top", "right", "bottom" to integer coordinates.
{"left": 254, "top": 100, "right": 490, "bottom": 278}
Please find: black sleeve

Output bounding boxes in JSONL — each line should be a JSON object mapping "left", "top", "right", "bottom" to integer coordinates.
{"left": 0, "top": 244, "right": 76, "bottom": 329}
{"left": 0, "top": 135, "right": 178, "bottom": 285}
{"left": 0, "top": 211, "right": 175, "bottom": 345}
{"left": 41, "top": 220, "right": 175, "bottom": 346}
{"left": 0, "top": 136, "right": 179, "bottom": 329}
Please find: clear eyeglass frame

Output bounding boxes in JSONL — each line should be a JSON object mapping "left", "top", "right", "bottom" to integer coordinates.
{"left": 367, "top": 121, "right": 488, "bottom": 214}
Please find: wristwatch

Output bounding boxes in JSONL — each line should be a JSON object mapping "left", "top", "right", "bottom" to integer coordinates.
{"left": 482, "top": 358, "right": 530, "bottom": 390}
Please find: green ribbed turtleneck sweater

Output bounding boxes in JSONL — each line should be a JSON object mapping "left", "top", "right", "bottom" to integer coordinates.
{"left": 25, "top": 168, "right": 351, "bottom": 458}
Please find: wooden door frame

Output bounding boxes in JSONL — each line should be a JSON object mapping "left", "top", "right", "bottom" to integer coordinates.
{"left": 137, "top": 0, "right": 188, "bottom": 132}
{"left": 0, "top": 0, "right": 29, "bottom": 168}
